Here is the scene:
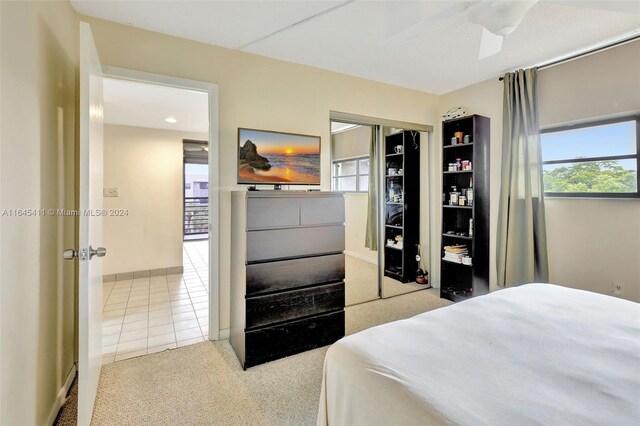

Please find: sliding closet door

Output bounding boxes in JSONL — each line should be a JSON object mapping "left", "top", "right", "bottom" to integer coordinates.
{"left": 381, "top": 128, "right": 431, "bottom": 298}
{"left": 331, "top": 122, "right": 381, "bottom": 306}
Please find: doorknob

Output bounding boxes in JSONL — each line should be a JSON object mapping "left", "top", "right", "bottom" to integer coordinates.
{"left": 89, "top": 245, "right": 107, "bottom": 259}
{"left": 63, "top": 246, "right": 106, "bottom": 260}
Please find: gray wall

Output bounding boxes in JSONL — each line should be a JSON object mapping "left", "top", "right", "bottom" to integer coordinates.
{"left": 331, "top": 125, "right": 371, "bottom": 161}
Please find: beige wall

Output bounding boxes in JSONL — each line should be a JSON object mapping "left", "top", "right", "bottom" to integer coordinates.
{"left": 344, "top": 193, "right": 377, "bottom": 264}
{"left": 0, "top": 1, "right": 78, "bottom": 424}
{"left": 332, "top": 127, "right": 377, "bottom": 264}
{"left": 103, "top": 124, "right": 207, "bottom": 275}
{"left": 82, "top": 16, "right": 441, "bottom": 330}
{"left": 438, "top": 40, "right": 640, "bottom": 302}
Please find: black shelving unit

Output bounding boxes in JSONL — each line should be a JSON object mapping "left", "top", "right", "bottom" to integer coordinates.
{"left": 440, "top": 115, "right": 490, "bottom": 302}
{"left": 384, "top": 130, "right": 420, "bottom": 283}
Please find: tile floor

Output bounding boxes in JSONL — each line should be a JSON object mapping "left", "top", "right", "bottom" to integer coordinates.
{"left": 101, "top": 240, "right": 209, "bottom": 364}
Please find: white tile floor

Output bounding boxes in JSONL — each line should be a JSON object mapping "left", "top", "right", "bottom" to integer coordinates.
{"left": 101, "top": 240, "right": 209, "bottom": 364}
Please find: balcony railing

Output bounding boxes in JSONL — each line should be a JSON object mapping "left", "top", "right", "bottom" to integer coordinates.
{"left": 184, "top": 197, "right": 208, "bottom": 239}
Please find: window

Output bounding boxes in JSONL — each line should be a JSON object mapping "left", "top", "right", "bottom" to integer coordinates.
{"left": 332, "top": 157, "right": 370, "bottom": 192}
{"left": 541, "top": 116, "right": 639, "bottom": 198}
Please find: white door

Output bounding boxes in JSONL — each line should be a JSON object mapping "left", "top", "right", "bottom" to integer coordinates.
{"left": 78, "top": 22, "right": 105, "bottom": 425}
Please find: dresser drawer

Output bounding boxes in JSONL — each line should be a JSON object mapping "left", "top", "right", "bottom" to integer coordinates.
{"left": 300, "top": 196, "right": 344, "bottom": 225}
{"left": 246, "top": 225, "right": 344, "bottom": 262}
{"left": 247, "top": 197, "right": 300, "bottom": 230}
{"left": 246, "top": 282, "right": 344, "bottom": 329}
{"left": 246, "top": 253, "right": 344, "bottom": 296}
{"left": 244, "top": 310, "right": 345, "bottom": 368}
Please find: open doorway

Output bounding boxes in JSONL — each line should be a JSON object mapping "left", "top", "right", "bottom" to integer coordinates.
{"left": 100, "top": 77, "right": 212, "bottom": 363}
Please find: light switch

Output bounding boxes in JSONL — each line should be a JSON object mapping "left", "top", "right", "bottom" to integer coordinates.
{"left": 103, "top": 187, "right": 119, "bottom": 197}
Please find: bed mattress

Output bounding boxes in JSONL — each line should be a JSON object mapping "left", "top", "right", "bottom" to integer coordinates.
{"left": 317, "top": 284, "right": 640, "bottom": 425}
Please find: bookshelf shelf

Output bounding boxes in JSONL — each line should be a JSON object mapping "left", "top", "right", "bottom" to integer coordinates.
{"left": 384, "top": 131, "right": 420, "bottom": 284}
{"left": 440, "top": 115, "right": 490, "bottom": 303}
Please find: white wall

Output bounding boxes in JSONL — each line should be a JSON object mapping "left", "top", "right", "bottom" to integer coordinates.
{"left": 103, "top": 124, "right": 207, "bottom": 275}
{"left": 0, "top": 1, "right": 78, "bottom": 424}
{"left": 83, "top": 15, "right": 441, "bottom": 330}
{"left": 438, "top": 40, "right": 640, "bottom": 302}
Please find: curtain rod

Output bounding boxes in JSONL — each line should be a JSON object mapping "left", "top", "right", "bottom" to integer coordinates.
{"left": 498, "top": 32, "right": 640, "bottom": 81}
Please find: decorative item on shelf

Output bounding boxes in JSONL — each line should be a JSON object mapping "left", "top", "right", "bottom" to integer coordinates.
{"left": 463, "top": 134, "right": 471, "bottom": 144}
{"left": 454, "top": 133, "right": 464, "bottom": 146}
{"left": 455, "top": 158, "right": 462, "bottom": 171}
{"left": 394, "top": 145, "right": 403, "bottom": 154}
{"left": 469, "top": 218, "right": 474, "bottom": 237}
{"left": 451, "top": 137, "right": 459, "bottom": 145}
{"left": 442, "top": 107, "right": 467, "bottom": 120}
{"left": 462, "top": 160, "right": 471, "bottom": 170}
{"left": 467, "top": 179, "right": 474, "bottom": 207}
{"left": 458, "top": 195, "right": 466, "bottom": 206}
{"left": 388, "top": 168, "right": 397, "bottom": 175}
{"left": 415, "top": 244, "right": 431, "bottom": 286}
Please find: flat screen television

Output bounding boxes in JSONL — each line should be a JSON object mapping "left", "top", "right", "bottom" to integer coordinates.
{"left": 237, "top": 128, "right": 321, "bottom": 185}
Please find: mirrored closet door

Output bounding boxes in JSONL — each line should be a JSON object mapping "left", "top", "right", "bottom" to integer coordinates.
{"left": 331, "top": 118, "right": 431, "bottom": 305}
{"left": 331, "top": 121, "right": 380, "bottom": 305}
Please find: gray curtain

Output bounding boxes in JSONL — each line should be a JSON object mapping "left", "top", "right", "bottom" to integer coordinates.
{"left": 496, "top": 68, "right": 549, "bottom": 287}
{"left": 365, "top": 126, "right": 378, "bottom": 251}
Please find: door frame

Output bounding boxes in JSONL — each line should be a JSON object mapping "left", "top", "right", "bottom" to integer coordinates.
{"left": 102, "top": 66, "right": 221, "bottom": 340}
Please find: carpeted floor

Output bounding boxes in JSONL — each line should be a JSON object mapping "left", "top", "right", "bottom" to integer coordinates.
{"left": 345, "top": 255, "right": 427, "bottom": 305}
{"left": 56, "top": 288, "right": 451, "bottom": 425}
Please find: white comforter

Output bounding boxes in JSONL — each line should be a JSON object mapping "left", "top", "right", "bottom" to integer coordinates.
{"left": 318, "top": 284, "right": 640, "bottom": 426}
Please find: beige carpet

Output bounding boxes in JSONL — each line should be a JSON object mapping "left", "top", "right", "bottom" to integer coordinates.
{"left": 57, "top": 289, "right": 451, "bottom": 426}
{"left": 344, "top": 255, "right": 379, "bottom": 305}
{"left": 345, "top": 255, "right": 428, "bottom": 306}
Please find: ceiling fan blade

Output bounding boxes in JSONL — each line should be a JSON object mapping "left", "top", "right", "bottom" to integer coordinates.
{"left": 550, "top": 0, "right": 640, "bottom": 15}
{"left": 383, "top": 1, "right": 472, "bottom": 45}
{"left": 467, "top": 0, "right": 539, "bottom": 36}
{"left": 478, "top": 27, "right": 504, "bottom": 58}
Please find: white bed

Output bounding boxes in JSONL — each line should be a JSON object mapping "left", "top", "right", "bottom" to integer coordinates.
{"left": 317, "top": 284, "right": 640, "bottom": 425}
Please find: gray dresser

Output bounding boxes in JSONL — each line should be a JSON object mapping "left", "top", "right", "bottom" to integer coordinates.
{"left": 230, "top": 191, "right": 346, "bottom": 369}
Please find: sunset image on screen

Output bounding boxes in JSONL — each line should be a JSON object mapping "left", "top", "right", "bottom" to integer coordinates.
{"left": 238, "top": 129, "right": 320, "bottom": 184}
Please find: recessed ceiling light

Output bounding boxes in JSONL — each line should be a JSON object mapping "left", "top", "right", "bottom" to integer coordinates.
{"left": 165, "top": 117, "right": 177, "bottom": 123}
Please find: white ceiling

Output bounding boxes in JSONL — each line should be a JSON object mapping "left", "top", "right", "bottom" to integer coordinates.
{"left": 73, "top": 1, "right": 640, "bottom": 95}
{"left": 103, "top": 78, "right": 209, "bottom": 133}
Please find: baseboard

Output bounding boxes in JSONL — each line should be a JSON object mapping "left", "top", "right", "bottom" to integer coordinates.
{"left": 45, "top": 363, "right": 76, "bottom": 426}
{"left": 104, "top": 265, "right": 184, "bottom": 282}
{"left": 344, "top": 250, "right": 377, "bottom": 265}
{"left": 219, "top": 328, "right": 230, "bottom": 339}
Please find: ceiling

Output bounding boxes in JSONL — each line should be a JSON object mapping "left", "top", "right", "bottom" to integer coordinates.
{"left": 103, "top": 78, "right": 209, "bottom": 133}
{"left": 73, "top": 1, "right": 640, "bottom": 95}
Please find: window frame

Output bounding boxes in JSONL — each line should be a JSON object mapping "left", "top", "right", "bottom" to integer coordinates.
{"left": 332, "top": 156, "right": 370, "bottom": 193}
{"left": 541, "top": 114, "right": 640, "bottom": 199}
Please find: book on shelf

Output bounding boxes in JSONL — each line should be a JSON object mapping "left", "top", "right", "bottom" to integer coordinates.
{"left": 443, "top": 245, "right": 468, "bottom": 263}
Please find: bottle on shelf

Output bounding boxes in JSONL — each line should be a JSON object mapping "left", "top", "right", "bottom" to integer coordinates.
{"left": 469, "top": 218, "right": 473, "bottom": 238}
{"left": 455, "top": 158, "right": 462, "bottom": 171}
{"left": 467, "top": 178, "right": 474, "bottom": 207}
